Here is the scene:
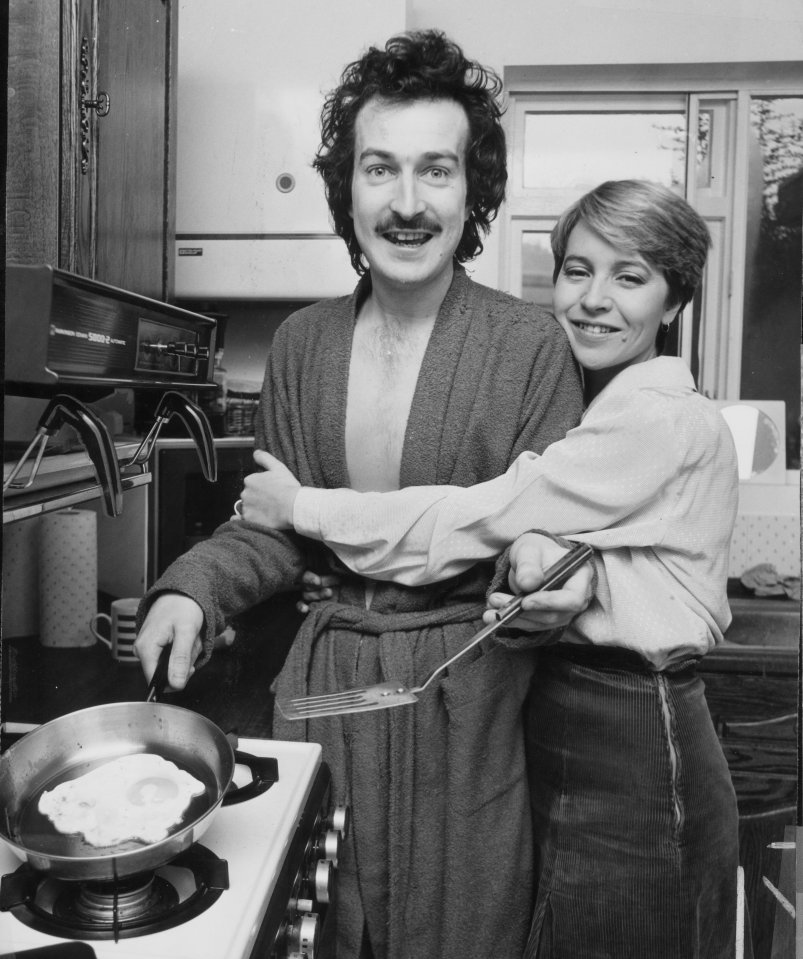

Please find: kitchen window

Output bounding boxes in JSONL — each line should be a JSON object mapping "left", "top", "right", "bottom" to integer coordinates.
{"left": 503, "top": 63, "right": 802, "bottom": 472}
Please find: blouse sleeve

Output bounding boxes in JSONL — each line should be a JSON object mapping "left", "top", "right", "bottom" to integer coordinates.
{"left": 293, "top": 390, "right": 686, "bottom": 586}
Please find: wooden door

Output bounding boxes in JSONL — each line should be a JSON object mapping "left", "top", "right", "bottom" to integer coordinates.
{"left": 6, "top": 0, "right": 96, "bottom": 271}
{"left": 95, "top": 0, "right": 177, "bottom": 299}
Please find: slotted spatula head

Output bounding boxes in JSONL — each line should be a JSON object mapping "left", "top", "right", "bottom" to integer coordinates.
{"left": 277, "top": 681, "right": 420, "bottom": 720}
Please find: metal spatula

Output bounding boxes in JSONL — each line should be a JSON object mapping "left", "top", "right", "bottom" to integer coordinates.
{"left": 276, "top": 542, "right": 593, "bottom": 720}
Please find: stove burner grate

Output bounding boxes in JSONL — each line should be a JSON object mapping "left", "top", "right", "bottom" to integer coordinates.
{"left": 54, "top": 873, "right": 180, "bottom": 926}
{"left": 0, "top": 844, "right": 229, "bottom": 941}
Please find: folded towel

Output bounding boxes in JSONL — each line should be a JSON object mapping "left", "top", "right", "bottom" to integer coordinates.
{"left": 740, "top": 563, "right": 801, "bottom": 601}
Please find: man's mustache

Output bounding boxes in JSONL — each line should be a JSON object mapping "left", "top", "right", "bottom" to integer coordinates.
{"left": 375, "top": 214, "right": 442, "bottom": 234}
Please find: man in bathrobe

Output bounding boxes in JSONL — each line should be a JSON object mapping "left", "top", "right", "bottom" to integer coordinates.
{"left": 136, "top": 31, "right": 584, "bottom": 959}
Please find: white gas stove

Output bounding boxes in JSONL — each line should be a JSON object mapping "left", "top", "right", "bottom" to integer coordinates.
{"left": 0, "top": 732, "right": 342, "bottom": 959}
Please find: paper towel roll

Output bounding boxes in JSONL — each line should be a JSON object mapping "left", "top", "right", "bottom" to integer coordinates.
{"left": 39, "top": 509, "right": 98, "bottom": 648}
{"left": 2, "top": 518, "right": 41, "bottom": 637}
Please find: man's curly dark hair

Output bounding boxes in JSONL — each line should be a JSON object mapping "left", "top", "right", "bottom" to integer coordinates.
{"left": 313, "top": 30, "right": 507, "bottom": 274}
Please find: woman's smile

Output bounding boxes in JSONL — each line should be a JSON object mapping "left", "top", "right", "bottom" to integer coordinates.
{"left": 569, "top": 319, "right": 621, "bottom": 337}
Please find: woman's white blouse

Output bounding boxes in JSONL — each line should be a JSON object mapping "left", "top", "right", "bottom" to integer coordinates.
{"left": 294, "top": 357, "right": 739, "bottom": 668}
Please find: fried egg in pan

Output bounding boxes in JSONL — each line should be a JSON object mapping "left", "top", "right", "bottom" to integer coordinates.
{"left": 38, "top": 753, "right": 207, "bottom": 848}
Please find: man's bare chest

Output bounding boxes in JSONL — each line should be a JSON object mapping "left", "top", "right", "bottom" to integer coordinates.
{"left": 344, "top": 321, "right": 434, "bottom": 491}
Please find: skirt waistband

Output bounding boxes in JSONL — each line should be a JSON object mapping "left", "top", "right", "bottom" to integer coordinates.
{"left": 545, "top": 642, "right": 701, "bottom": 675}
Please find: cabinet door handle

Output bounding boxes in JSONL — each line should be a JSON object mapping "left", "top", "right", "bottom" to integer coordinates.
{"left": 83, "top": 91, "right": 111, "bottom": 117}
{"left": 79, "top": 36, "right": 110, "bottom": 175}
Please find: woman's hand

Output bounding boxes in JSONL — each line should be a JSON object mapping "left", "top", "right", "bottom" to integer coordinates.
{"left": 296, "top": 570, "right": 341, "bottom": 614}
{"left": 483, "top": 532, "right": 595, "bottom": 632}
{"left": 232, "top": 450, "right": 301, "bottom": 529}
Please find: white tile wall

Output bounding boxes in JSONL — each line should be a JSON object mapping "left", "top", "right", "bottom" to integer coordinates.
{"left": 728, "top": 513, "right": 801, "bottom": 579}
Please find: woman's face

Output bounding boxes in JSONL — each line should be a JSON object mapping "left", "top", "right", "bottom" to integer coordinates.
{"left": 553, "top": 221, "right": 679, "bottom": 375}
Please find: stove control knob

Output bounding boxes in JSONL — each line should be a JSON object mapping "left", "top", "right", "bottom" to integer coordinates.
{"left": 285, "top": 911, "right": 320, "bottom": 959}
{"left": 315, "top": 828, "right": 342, "bottom": 867}
{"left": 309, "top": 858, "right": 333, "bottom": 905}
{"left": 289, "top": 896, "right": 315, "bottom": 914}
{"left": 329, "top": 804, "right": 350, "bottom": 839}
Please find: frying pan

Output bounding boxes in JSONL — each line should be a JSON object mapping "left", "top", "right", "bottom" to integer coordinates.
{"left": 0, "top": 700, "right": 274, "bottom": 881}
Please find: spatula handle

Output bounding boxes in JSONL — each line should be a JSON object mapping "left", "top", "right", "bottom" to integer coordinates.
{"left": 416, "top": 541, "right": 593, "bottom": 692}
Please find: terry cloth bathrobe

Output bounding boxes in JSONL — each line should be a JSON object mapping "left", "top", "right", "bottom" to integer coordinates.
{"left": 143, "top": 265, "right": 583, "bottom": 959}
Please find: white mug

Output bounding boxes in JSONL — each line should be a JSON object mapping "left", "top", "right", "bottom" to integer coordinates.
{"left": 90, "top": 598, "right": 140, "bottom": 663}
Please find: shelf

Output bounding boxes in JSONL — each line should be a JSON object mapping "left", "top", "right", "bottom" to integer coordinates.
{"left": 3, "top": 470, "right": 151, "bottom": 524}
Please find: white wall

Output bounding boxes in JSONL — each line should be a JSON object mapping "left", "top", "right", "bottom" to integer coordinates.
{"left": 406, "top": 0, "right": 803, "bottom": 68}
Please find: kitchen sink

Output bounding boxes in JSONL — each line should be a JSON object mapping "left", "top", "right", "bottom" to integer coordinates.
{"left": 723, "top": 597, "right": 801, "bottom": 649}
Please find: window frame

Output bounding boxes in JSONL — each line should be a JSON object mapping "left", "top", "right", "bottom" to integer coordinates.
{"left": 502, "top": 62, "right": 802, "bottom": 484}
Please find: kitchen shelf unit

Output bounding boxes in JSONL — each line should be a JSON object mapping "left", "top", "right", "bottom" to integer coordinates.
{"left": 2, "top": 470, "right": 151, "bottom": 525}
{"left": 3, "top": 440, "right": 152, "bottom": 525}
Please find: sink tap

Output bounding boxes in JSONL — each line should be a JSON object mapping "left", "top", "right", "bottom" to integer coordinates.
{"left": 4, "top": 394, "right": 124, "bottom": 516}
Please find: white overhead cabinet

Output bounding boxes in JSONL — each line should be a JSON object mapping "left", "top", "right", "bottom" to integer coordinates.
{"left": 175, "top": 0, "right": 404, "bottom": 299}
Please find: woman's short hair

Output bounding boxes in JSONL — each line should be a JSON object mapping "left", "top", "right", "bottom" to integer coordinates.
{"left": 551, "top": 179, "right": 712, "bottom": 311}
{"left": 313, "top": 30, "right": 508, "bottom": 274}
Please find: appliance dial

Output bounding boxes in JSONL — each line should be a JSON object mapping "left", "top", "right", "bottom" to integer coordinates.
{"left": 315, "top": 828, "right": 342, "bottom": 867}
{"left": 285, "top": 912, "right": 319, "bottom": 959}
{"left": 330, "top": 804, "right": 350, "bottom": 839}
{"left": 289, "top": 896, "right": 315, "bottom": 914}
{"left": 308, "top": 858, "right": 333, "bottom": 905}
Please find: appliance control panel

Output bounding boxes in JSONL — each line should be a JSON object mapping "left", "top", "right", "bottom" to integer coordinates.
{"left": 6, "top": 263, "right": 217, "bottom": 395}
{"left": 136, "top": 317, "right": 211, "bottom": 375}
{"left": 258, "top": 763, "right": 347, "bottom": 959}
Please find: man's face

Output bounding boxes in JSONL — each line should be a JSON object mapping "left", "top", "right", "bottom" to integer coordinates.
{"left": 350, "top": 97, "right": 471, "bottom": 294}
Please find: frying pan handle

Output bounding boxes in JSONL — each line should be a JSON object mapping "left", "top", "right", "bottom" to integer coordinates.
{"left": 145, "top": 643, "right": 172, "bottom": 703}
{"left": 0, "top": 945, "right": 98, "bottom": 957}
{"left": 223, "top": 752, "right": 279, "bottom": 805}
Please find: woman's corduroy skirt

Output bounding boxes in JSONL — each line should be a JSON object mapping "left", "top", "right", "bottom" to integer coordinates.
{"left": 523, "top": 644, "right": 739, "bottom": 959}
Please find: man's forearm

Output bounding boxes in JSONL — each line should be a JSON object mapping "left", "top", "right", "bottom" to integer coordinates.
{"left": 144, "top": 520, "right": 306, "bottom": 646}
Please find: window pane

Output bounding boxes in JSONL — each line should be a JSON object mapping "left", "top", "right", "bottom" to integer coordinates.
{"left": 739, "top": 96, "right": 803, "bottom": 469}
{"left": 523, "top": 112, "right": 687, "bottom": 193}
{"left": 520, "top": 233, "right": 554, "bottom": 309}
{"left": 695, "top": 110, "right": 712, "bottom": 188}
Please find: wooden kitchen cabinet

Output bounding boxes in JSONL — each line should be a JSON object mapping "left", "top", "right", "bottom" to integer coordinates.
{"left": 700, "top": 646, "right": 798, "bottom": 959}
{"left": 6, "top": 0, "right": 177, "bottom": 300}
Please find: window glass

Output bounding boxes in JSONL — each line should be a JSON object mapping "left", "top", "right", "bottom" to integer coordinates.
{"left": 523, "top": 112, "right": 687, "bottom": 193}
{"left": 520, "top": 233, "right": 554, "bottom": 310}
{"left": 696, "top": 110, "right": 712, "bottom": 188}
{"left": 739, "top": 96, "right": 803, "bottom": 468}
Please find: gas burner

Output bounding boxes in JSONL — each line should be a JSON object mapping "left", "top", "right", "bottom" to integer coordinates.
{"left": 55, "top": 873, "right": 180, "bottom": 925}
{"left": 0, "top": 844, "right": 229, "bottom": 941}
